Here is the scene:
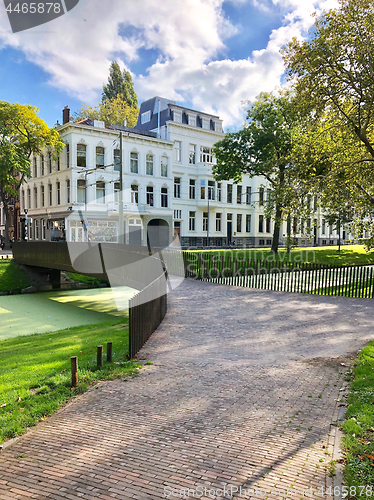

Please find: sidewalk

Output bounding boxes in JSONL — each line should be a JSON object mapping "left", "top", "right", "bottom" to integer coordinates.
{"left": 1, "top": 279, "right": 374, "bottom": 499}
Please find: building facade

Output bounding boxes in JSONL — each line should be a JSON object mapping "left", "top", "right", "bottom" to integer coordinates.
{"left": 19, "top": 97, "right": 341, "bottom": 249}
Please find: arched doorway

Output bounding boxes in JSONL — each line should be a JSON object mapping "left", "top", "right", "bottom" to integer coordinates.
{"left": 147, "top": 219, "right": 170, "bottom": 250}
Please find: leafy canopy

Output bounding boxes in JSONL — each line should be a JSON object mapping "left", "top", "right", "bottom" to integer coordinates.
{"left": 213, "top": 90, "right": 305, "bottom": 253}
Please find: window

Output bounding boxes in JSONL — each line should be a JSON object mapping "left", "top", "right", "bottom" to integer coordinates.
{"left": 130, "top": 152, "right": 139, "bottom": 173}
{"left": 174, "top": 210, "right": 182, "bottom": 219}
{"left": 307, "top": 195, "right": 312, "bottom": 210}
{"left": 146, "top": 186, "right": 154, "bottom": 206}
{"left": 35, "top": 220, "right": 39, "bottom": 240}
{"left": 33, "top": 157, "right": 37, "bottom": 178}
{"left": 57, "top": 156, "right": 60, "bottom": 171}
{"left": 189, "top": 211, "right": 196, "bottom": 231}
{"left": 161, "top": 156, "right": 168, "bottom": 177}
{"left": 77, "top": 179, "right": 86, "bottom": 204}
{"left": 174, "top": 177, "right": 181, "bottom": 198}
{"left": 27, "top": 189, "right": 31, "bottom": 208}
{"left": 200, "top": 180, "right": 206, "bottom": 199}
{"left": 246, "top": 214, "right": 251, "bottom": 233}
{"left": 96, "top": 181, "right": 105, "bottom": 203}
{"left": 131, "top": 184, "right": 139, "bottom": 204}
{"left": 266, "top": 217, "right": 271, "bottom": 233}
{"left": 114, "top": 149, "right": 121, "bottom": 172}
{"left": 259, "top": 187, "right": 264, "bottom": 205}
{"left": 314, "top": 196, "right": 318, "bottom": 211}
{"left": 217, "top": 183, "right": 222, "bottom": 202}
{"left": 77, "top": 144, "right": 87, "bottom": 168}
{"left": 246, "top": 186, "right": 252, "bottom": 205}
{"left": 146, "top": 154, "right": 154, "bottom": 175}
{"left": 41, "top": 185, "right": 45, "bottom": 207}
{"left": 141, "top": 110, "right": 151, "bottom": 124}
{"left": 189, "top": 179, "right": 196, "bottom": 199}
{"left": 21, "top": 190, "right": 25, "bottom": 211}
{"left": 49, "top": 184, "right": 52, "bottom": 206}
{"left": 200, "top": 146, "right": 212, "bottom": 163}
{"left": 189, "top": 144, "right": 196, "bottom": 164}
{"left": 208, "top": 181, "right": 215, "bottom": 200}
{"left": 322, "top": 219, "right": 326, "bottom": 234}
{"left": 237, "top": 214, "right": 242, "bottom": 233}
{"left": 48, "top": 152, "right": 52, "bottom": 173}
{"left": 237, "top": 185, "right": 242, "bottom": 204}
{"left": 66, "top": 144, "right": 70, "bottom": 168}
{"left": 203, "top": 212, "right": 208, "bottom": 232}
{"left": 34, "top": 187, "right": 38, "bottom": 208}
{"left": 259, "top": 215, "right": 264, "bottom": 233}
{"left": 96, "top": 147, "right": 105, "bottom": 169}
{"left": 41, "top": 155, "right": 45, "bottom": 176}
{"left": 114, "top": 182, "right": 120, "bottom": 203}
{"left": 216, "top": 213, "right": 222, "bottom": 232}
{"left": 307, "top": 218, "right": 311, "bottom": 231}
{"left": 161, "top": 187, "right": 168, "bottom": 207}
{"left": 42, "top": 219, "right": 46, "bottom": 240}
{"left": 56, "top": 182, "right": 61, "bottom": 205}
{"left": 66, "top": 180, "right": 70, "bottom": 204}
{"left": 227, "top": 184, "right": 233, "bottom": 203}
{"left": 174, "top": 141, "right": 182, "bottom": 162}
{"left": 266, "top": 189, "right": 271, "bottom": 205}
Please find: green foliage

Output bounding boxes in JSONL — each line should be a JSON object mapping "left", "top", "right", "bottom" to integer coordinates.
{"left": 0, "top": 260, "right": 30, "bottom": 291}
{"left": 74, "top": 95, "right": 139, "bottom": 128}
{"left": 0, "top": 320, "right": 141, "bottom": 444}
{"left": 102, "top": 61, "right": 138, "bottom": 110}
{"left": 213, "top": 90, "right": 308, "bottom": 253}
{"left": 342, "top": 341, "right": 374, "bottom": 496}
{"left": 283, "top": 0, "right": 374, "bottom": 245}
{"left": 0, "top": 102, "right": 64, "bottom": 246}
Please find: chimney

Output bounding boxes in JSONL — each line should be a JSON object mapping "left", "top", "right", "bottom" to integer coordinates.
{"left": 63, "top": 106, "right": 70, "bottom": 125}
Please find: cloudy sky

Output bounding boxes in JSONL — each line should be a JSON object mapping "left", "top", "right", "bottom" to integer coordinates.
{"left": 0, "top": 0, "right": 338, "bottom": 129}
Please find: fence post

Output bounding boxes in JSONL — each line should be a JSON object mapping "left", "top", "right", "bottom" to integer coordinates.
{"left": 107, "top": 342, "right": 113, "bottom": 363}
{"left": 97, "top": 345, "right": 103, "bottom": 368}
{"left": 71, "top": 356, "right": 78, "bottom": 387}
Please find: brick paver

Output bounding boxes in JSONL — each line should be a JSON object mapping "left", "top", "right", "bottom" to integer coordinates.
{"left": 2, "top": 279, "right": 374, "bottom": 499}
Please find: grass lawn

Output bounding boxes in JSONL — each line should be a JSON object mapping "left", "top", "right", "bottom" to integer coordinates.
{"left": 0, "top": 319, "right": 142, "bottom": 445}
{"left": 0, "top": 259, "right": 30, "bottom": 291}
{"left": 341, "top": 342, "right": 374, "bottom": 497}
{"left": 66, "top": 272, "right": 107, "bottom": 285}
{"left": 188, "top": 245, "right": 374, "bottom": 266}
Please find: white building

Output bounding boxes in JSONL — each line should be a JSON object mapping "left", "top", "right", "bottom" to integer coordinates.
{"left": 19, "top": 97, "right": 341, "bottom": 248}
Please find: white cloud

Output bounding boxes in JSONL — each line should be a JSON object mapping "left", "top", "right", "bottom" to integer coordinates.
{"left": 0, "top": 0, "right": 340, "bottom": 127}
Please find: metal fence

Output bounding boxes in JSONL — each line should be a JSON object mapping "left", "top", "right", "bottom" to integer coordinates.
{"left": 182, "top": 252, "right": 374, "bottom": 298}
{"left": 128, "top": 268, "right": 168, "bottom": 358}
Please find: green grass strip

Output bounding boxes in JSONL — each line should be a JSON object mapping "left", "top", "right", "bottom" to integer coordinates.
{"left": 342, "top": 342, "right": 374, "bottom": 497}
{"left": 0, "top": 319, "right": 141, "bottom": 444}
{"left": 0, "top": 259, "right": 30, "bottom": 292}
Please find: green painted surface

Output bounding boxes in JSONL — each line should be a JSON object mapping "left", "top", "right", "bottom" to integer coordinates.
{"left": 0, "top": 287, "right": 137, "bottom": 340}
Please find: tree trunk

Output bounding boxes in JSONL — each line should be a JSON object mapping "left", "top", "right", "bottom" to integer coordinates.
{"left": 4, "top": 203, "right": 11, "bottom": 250}
{"left": 271, "top": 205, "right": 283, "bottom": 254}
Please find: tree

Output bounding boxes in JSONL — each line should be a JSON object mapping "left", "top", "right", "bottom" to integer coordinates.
{"left": 212, "top": 91, "right": 305, "bottom": 253}
{"left": 283, "top": 0, "right": 374, "bottom": 244}
{"left": 0, "top": 102, "right": 64, "bottom": 247}
{"left": 73, "top": 95, "right": 139, "bottom": 128}
{"left": 102, "top": 61, "right": 138, "bottom": 110}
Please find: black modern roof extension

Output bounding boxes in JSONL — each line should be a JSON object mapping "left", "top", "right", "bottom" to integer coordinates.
{"left": 135, "top": 96, "right": 220, "bottom": 132}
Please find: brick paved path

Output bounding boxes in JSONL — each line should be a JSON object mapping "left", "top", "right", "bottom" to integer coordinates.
{"left": 2, "top": 279, "right": 374, "bottom": 500}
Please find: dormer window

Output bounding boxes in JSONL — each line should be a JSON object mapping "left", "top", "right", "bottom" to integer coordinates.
{"left": 141, "top": 110, "right": 151, "bottom": 124}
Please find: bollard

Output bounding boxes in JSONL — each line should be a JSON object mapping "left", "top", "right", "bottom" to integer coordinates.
{"left": 107, "top": 342, "right": 113, "bottom": 363}
{"left": 97, "top": 345, "right": 103, "bottom": 368}
{"left": 71, "top": 356, "right": 78, "bottom": 387}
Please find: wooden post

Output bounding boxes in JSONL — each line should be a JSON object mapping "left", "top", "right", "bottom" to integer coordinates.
{"left": 71, "top": 356, "right": 78, "bottom": 387}
{"left": 97, "top": 345, "right": 103, "bottom": 368}
{"left": 107, "top": 342, "right": 113, "bottom": 363}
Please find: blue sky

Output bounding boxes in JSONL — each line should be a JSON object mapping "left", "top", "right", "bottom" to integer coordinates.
{"left": 0, "top": 0, "right": 339, "bottom": 128}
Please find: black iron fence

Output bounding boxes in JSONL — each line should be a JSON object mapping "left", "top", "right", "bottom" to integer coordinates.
{"left": 128, "top": 268, "right": 168, "bottom": 358}
{"left": 182, "top": 252, "right": 374, "bottom": 298}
